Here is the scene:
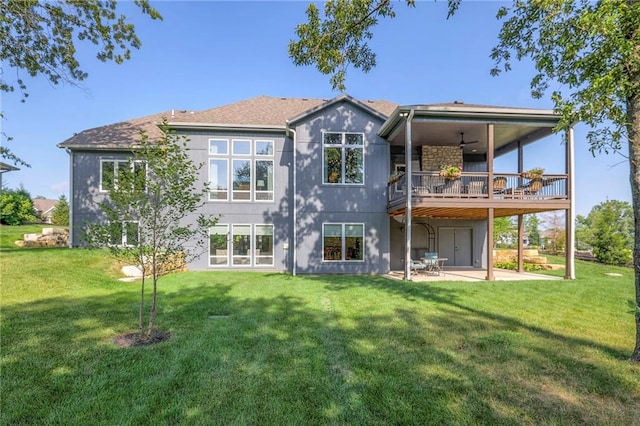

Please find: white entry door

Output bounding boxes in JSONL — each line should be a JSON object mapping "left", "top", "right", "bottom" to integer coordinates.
{"left": 438, "top": 227, "right": 473, "bottom": 266}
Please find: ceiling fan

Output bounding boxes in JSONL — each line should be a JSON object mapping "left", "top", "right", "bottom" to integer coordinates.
{"left": 458, "top": 132, "right": 479, "bottom": 149}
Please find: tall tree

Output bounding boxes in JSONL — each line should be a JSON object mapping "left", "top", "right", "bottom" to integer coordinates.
{"left": 51, "top": 194, "right": 70, "bottom": 226}
{"left": 1, "top": 0, "right": 162, "bottom": 165}
{"left": 290, "top": 0, "right": 640, "bottom": 361}
{"left": 525, "top": 214, "right": 541, "bottom": 247}
{"left": 576, "top": 200, "right": 633, "bottom": 265}
{"left": 85, "top": 123, "right": 217, "bottom": 340}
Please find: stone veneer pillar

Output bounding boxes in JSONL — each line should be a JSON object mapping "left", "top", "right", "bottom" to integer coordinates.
{"left": 421, "top": 146, "right": 463, "bottom": 171}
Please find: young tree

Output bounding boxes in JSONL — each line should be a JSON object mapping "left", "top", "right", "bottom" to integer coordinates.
{"left": 1, "top": 0, "right": 162, "bottom": 165}
{"left": 51, "top": 194, "right": 70, "bottom": 226}
{"left": 290, "top": 0, "right": 640, "bottom": 361}
{"left": 85, "top": 123, "right": 217, "bottom": 340}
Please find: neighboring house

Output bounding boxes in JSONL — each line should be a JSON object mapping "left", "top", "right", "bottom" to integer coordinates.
{"left": 58, "top": 95, "right": 576, "bottom": 280}
{"left": 33, "top": 198, "right": 59, "bottom": 224}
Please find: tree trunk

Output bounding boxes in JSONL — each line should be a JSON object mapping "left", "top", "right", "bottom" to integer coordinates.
{"left": 628, "top": 79, "right": 640, "bottom": 362}
{"left": 146, "top": 258, "right": 159, "bottom": 337}
{"left": 138, "top": 270, "right": 146, "bottom": 338}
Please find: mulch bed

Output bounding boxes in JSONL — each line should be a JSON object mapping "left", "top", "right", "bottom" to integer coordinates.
{"left": 113, "top": 330, "right": 171, "bottom": 348}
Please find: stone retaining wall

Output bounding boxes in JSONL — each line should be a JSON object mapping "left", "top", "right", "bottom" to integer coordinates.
{"left": 15, "top": 228, "right": 69, "bottom": 248}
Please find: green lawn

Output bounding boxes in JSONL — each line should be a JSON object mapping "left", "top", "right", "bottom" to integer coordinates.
{"left": 2, "top": 226, "right": 639, "bottom": 424}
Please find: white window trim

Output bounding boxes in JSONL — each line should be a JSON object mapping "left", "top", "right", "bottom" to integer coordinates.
{"left": 209, "top": 224, "right": 230, "bottom": 267}
{"left": 209, "top": 223, "right": 275, "bottom": 268}
{"left": 209, "top": 138, "right": 229, "bottom": 155}
{"left": 232, "top": 159, "right": 252, "bottom": 201}
{"left": 254, "top": 159, "right": 274, "bottom": 202}
{"left": 100, "top": 159, "right": 146, "bottom": 192}
{"left": 322, "top": 222, "right": 365, "bottom": 262}
{"left": 108, "top": 220, "right": 139, "bottom": 247}
{"left": 322, "top": 132, "right": 365, "bottom": 186}
{"left": 254, "top": 224, "right": 275, "bottom": 267}
{"left": 209, "top": 158, "right": 229, "bottom": 202}
{"left": 232, "top": 139, "right": 252, "bottom": 156}
{"left": 255, "top": 140, "right": 275, "bottom": 156}
{"left": 208, "top": 139, "right": 276, "bottom": 204}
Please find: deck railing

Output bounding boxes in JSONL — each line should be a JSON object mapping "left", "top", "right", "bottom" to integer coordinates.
{"left": 388, "top": 172, "right": 568, "bottom": 204}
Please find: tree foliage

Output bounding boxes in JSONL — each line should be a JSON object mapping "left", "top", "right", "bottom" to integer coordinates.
{"left": 85, "top": 123, "right": 217, "bottom": 339}
{"left": 51, "top": 194, "right": 69, "bottom": 226}
{"left": 0, "top": 0, "right": 162, "bottom": 164}
{"left": 576, "top": 200, "right": 633, "bottom": 265}
{"left": 289, "top": 0, "right": 463, "bottom": 92}
{"left": 0, "top": 186, "right": 36, "bottom": 225}
{"left": 524, "top": 214, "right": 541, "bottom": 247}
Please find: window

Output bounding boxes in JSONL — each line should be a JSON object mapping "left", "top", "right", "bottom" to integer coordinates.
{"left": 255, "top": 160, "right": 274, "bottom": 201}
{"left": 255, "top": 140, "right": 274, "bottom": 156}
{"left": 209, "top": 223, "right": 274, "bottom": 267}
{"left": 209, "top": 224, "right": 229, "bottom": 265}
{"left": 323, "top": 132, "right": 364, "bottom": 184}
{"left": 233, "top": 160, "right": 251, "bottom": 200}
{"left": 209, "top": 138, "right": 274, "bottom": 202}
{"left": 100, "top": 159, "right": 146, "bottom": 192}
{"left": 255, "top": 225, "right": 274, "bottom": 265}
{"left": 323, "top": 223, "right": 364, "bottom": 261}
{"left": 209, "top": 159, "right": 229, "bottom": 200}
{"left": 232, "top": 139, "right": 251, "bottom": 156}
{"left": 209, "top": 139, "right": 228, "bottom": 155}
{"left": 109, "top": 221, "right": 139, "bottom": 247}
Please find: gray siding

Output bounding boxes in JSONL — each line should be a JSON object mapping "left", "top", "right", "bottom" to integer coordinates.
{"left": 177, "top": 129, "right": 292, "bottom": 271}
{"left": 293, "top": 100, "right": 390, "bottom": 274}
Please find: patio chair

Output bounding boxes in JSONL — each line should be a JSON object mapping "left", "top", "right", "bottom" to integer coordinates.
{"left": 524, "top": 178, "right": 543, "bottom": 195}
{"left": 438, "top": 179, "right": 462, "bottom": 195}
{"left": 422, "top": 252, "right": 441, "bottom": 275}
{"left": 410, "top": 259, "right": 427, "bottom": 273}
{"left": 467, "top": 180, "right": 486, "bottom": 195}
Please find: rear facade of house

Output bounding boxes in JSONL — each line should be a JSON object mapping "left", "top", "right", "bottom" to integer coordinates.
{"left": 59, "top": 95, "right": 575, "bottom": 278}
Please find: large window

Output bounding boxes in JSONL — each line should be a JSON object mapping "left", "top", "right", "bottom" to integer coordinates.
{"left": 323, "top": 132, "right": 364, "bottom": 184}
{"left": 209, "top": 223, "right": 274, "bottom": 267}
{"left": 209, "top": 139, "right": 274, "bottom": 202}
{"left": 323, "top": 223, "right": 364, "bottom": 261}
{"left": 100, "top": 159, "right": 146, "bottom": 192}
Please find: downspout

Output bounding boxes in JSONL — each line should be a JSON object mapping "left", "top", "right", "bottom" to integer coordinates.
{"left": 286, "top": 122, "right": 297, "bottom": 276}
{"left": 567, "top": 126, "right": 576, "bottom": 279}
{"left": 65, "top": 148, "right": 74, "bottom": 248}
{"left": 404, "top": 109, "right": 415, "bottom": 280}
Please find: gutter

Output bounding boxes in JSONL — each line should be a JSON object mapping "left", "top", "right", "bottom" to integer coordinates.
{"left": 65, "top": 148, "right": 74, "bottom": 248}
{"left": 285, "top": 122, "right": 297, "bottom": 276}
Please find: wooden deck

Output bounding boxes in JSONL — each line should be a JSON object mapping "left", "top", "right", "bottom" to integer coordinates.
{"left": 388, "top": 172, "right": 570, "bottom": 219}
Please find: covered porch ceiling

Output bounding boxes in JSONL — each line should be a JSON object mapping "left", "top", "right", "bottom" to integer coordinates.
{"left": 378, "top": 103, "right": 562, "bottom": 156}
{"left": 390, "top": 206, "right": 567, "bottom": 220}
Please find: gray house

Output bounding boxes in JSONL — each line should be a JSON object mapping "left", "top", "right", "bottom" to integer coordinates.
{"left": 58, "top": 95, "right": 575, "bottom": 280}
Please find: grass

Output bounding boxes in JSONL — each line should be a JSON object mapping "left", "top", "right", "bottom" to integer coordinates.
{"left": 2, "top": 226, "right": 639, "bottom": 424}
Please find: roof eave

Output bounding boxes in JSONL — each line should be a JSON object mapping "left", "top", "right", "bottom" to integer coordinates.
{"left": 378, "top": 105, "right": 561, "bottom": 138}
{"left": 287, "top": 94, "right": 389, "bottom": 125}
{"left": 166, "top": 122, "right": 287, "bottom": 133}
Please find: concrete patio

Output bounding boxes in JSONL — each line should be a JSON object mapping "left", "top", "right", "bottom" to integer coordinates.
{"left": 388, "top": 268, "right": 563, "bottom": 282}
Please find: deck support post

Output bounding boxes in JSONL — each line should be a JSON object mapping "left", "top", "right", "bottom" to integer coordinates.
{"left": 404, "top": 110, "right": 415, "bottom": 280}
{"left": 517, "top": 214, "right": 524, "bottom": 272}
{"left": 565, "top": 127, "right": 576, "bottom": 279}
{"left": 487, "top": 207, "right": 495, "bottom": 281}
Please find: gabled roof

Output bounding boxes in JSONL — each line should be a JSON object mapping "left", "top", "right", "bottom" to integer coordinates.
{"left": 58, "top": 95, "right": 398, "bottom": 149}
{"left": 33, "top": 198, "right": 58, "bottom": 214}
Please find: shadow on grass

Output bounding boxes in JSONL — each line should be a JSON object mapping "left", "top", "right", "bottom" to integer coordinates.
{"left": 1, "top": 272, "right": 638, "bottom": 424}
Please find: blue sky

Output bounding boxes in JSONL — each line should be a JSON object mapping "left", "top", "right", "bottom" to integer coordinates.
{"left": 1, "top": 0, "right": 631, "bottom": 216}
